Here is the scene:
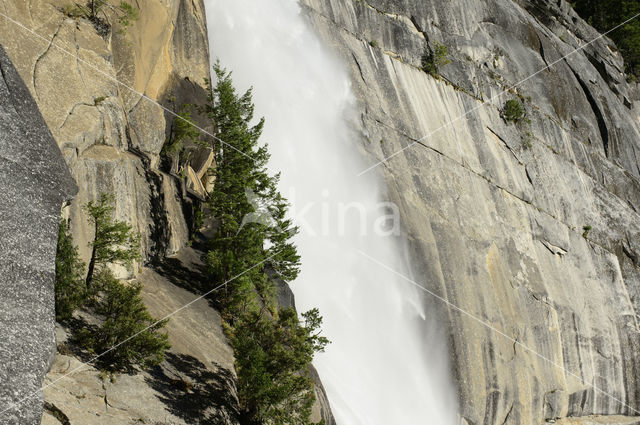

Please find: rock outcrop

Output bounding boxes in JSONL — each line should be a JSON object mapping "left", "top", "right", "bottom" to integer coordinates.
{"left": 0, "top": 0, "right": 211, "bottom": 269}
{"left": 302, "top": 0, "right": 640, "bottom": 423}
{"left": 41, "top": 248, "right": 240, "bottom": 425}
{"left": 0, "top": 1, "right": 334, "bottom": 424}
{"left": 0, "top": 44, "right": 76, "bottom": 424}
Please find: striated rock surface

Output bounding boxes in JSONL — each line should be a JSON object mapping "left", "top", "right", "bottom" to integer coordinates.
{"left": 41, "top": 249, "right": 240, "bottom": 425}
{"left": 302, "top": 0, "right": 640, "bottom": 423}
{"left": 0, "top": 1, "right": 334, "bottom": 424}
{"left": 0, "top": 44, "right": 77, "bottom": 424}
{"left": 0, "top": 0, "right": 211, "bottom": 268}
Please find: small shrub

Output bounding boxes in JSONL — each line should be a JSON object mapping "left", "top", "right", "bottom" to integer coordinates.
{"left": 503, "top": 99, "right": 525, "bottom": 122}
{"left": 61, "top": 4, "right": 85, "bottom": 18}
{"left": 93, "top": 96, "right": 107, "bottom": 106}
{"left": 62, "top": 1, "right": 139, "bottom": 35}
{"left": 162, "top": 105, "right": 201, "bottom": 158}
{"left": 522, "top": 131, "right": 533, "bottom": 149}
{"left": 54, "top": 220, "right": 87, "bottom": 321}
{"left": 582, "top": 225, "right": 592, "bottom": 238}
{"left": 369, "top": 39, "right": 379, "bottom": 48}
{"left": 80, "top": 270, "right": 170, "bottom": 372}
{"left": 116, "top": 1, "right": 139, "bottom": 29}
{"left": 421, "top": 42, "right": 450, "bottom": 77}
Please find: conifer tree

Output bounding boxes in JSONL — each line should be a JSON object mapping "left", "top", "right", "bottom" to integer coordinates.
{"left": 202, "top": 62, "right": 327, "bottom": 424}
{"left": 81, "top": 269, "right": 170, "bottom": 372}
{"left": 203, "top": 62, "right": 300, "bottom": 311}
{"left": 54, "top": 220, "right": 87, "bottom": 321}
{"left": 231, "top": 308, "right": 329, "bottom": 425}
{"left": 84, "top": 193, "right": 141, "bottom": 289}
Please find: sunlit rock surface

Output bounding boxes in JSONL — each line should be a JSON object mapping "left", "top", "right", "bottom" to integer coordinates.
{"left": 302, "top": 0, "right": 640, "bottom": 423}
{"left": 0, "top": 0, "right": 211, "bottom": 266}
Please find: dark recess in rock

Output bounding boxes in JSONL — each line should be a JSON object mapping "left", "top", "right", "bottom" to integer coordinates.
{"left": 571, "top": 68, "right": 611, "bottom": 157}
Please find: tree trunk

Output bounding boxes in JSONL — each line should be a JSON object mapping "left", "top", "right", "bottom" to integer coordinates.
{"left": 86, "top": 222, "right": 98, "bottom": 288}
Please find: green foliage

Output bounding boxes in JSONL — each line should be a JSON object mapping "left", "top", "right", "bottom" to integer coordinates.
{"left": 84, "top": 193, "right": 141, "bottom": 288}
{"left": 201, "top": 62, "right": 325, "bottom": 424}
{"left": 583, "top": 225, "right": 592, "bottom": 238}
{"left": 54, "top": 220, "right": 87, "bottom": 321}
{"left": 162, "top": 105, "right": 201, "bottom": 158}
{"left": 522, "top": 131, "right": 533, "bottom": 149}
{"left": 572, "top": 0, "right": 640, "bottom": 78}
{"left": 421, "top": 42, "right": 450, "bottom": 77}
{"left": 79, "top": 270, "right": 170, "bottom": 372}
{"left": 503, "top": 99, "right": 525, "bottom": 122}
{"left": 203, "top": 61, "right": 300, "bottom": 311}
{"left": 231, "top": 308, "right": 329, "bottom": 424}
{"left": 116, "top": 1, "right": 139, "bottom": 28}
{"left": 369, "top": 39, "right": 379, "bottom": 48}
{"left": 93, "top": 96, "right": 107, "bottom": 106}
{"left": 61, "top": 3, "right": 85, "bottom": 18}
{"left": 62, "top": 1, "right": 139, "bottom": 33}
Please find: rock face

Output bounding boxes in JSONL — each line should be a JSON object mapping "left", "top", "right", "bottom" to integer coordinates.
{"left": 0, "top": 1, "right": 334, "bottom": 424}
{"left": 0, "top": 0, "right": 211, "bottom": 270}
{"left": 302, "top": 0, "right": 640, "bottom": 423}
{"left": 0, "top": 44, "right": 77, "bottom": 424}
{"left": 41, "top": 249, "right": 240, "bottom": 425}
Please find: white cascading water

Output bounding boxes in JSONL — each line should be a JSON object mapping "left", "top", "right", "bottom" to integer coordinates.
{"left": 205, "top": 1, "right": 458, "bottom": 424}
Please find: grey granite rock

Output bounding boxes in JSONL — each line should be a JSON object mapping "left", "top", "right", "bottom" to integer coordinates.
{"left": 302, "top": 0, "right": 640, "bottom": 423}
{"left": 0, "top": 44, "right": 77, "bottom": 424}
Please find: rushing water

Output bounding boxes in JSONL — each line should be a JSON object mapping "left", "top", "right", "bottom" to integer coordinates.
{"left": 205, "top": 1, "right": 458, "bottom": 423}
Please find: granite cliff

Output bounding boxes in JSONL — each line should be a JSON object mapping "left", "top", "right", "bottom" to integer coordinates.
{"left": 0, "top": 0, "right": 331, "bottom": 423}
{"left": 301, "top": 0, "right": 640, "bottom": 424}
{"left": 2, "top": 0, "right": 640, "bottom": 424}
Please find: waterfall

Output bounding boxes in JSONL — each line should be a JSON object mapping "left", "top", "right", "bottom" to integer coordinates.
{"left": 205, "top": 1, "right": 458, "bottom": 423}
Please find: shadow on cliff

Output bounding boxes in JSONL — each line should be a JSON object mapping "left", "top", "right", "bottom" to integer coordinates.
{"left": 153, "top": 244, "right": 210, "bottom": 295}
{"left": 146, "top": 352, "right": 239, "bottom": 424}
{"left": 152, "top": 243, "right": 231, "bottom": 312}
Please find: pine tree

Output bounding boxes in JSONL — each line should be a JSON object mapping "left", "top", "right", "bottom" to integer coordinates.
{"left": 572, "top": 0, "right": 640, "bottom": 78}
{"left": 81, "top": 270, "right": 170, "bottom": 372}
{"left": 231, "top": 308, "right": 329, "bottom": 425}
{"left": 54, "top": 220, "right": 87, "bottom": 321}
{"left": 84, "top": 193, "right": 141, "bottom": 289}
{"left": 202, "top": 63, "right": 327, "bottom": 424}
{"left": 203, "top": 62, "right": 300, "bottom": 312}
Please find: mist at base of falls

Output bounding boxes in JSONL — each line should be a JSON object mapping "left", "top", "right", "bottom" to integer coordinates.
{"left": 205, "top": 1, "right": 458, "bottom": 423}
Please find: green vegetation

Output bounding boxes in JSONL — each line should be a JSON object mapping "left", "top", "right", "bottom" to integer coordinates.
{"left": 78, "top": 270, "right": 170, "bottom": 373}
{"left": 522, "top": 131, "right": 533, "bottom": 149}
{"left": 84, "top": 193, "right": 141, "bottom": 289}
{"left": 421, "top": 42, "right": 450, "bottom": 77}
{"left": 572, "top": 0, "right": 640, "bottom": 79}
{"left": 200, "top": 62, "right": 327, "bottom": 424}
{"left": 54, "top": 220, "right": 86, "bottom": 321}
{"left": 231, "top": 308, "right": 328, "bottom": 424}
{"left": 583, "top": 225, "right": 592, "bottom": 238}
{"left": 62, "top": 1, "right": 139, "bottom": 33}
{"left": 162, "top": 105, "right": 201, "bottom": 158}
{"left": 93, "top": 96, "right": 107, "bottom": 106}
{"left": 55, "top": 195, "right": 169, "bottom": 373}
{"left": 503, "top": 99, "right": 525, "bottom": 122}
{"left": 369, "top": 39, "right": 379, "bottom": 48}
